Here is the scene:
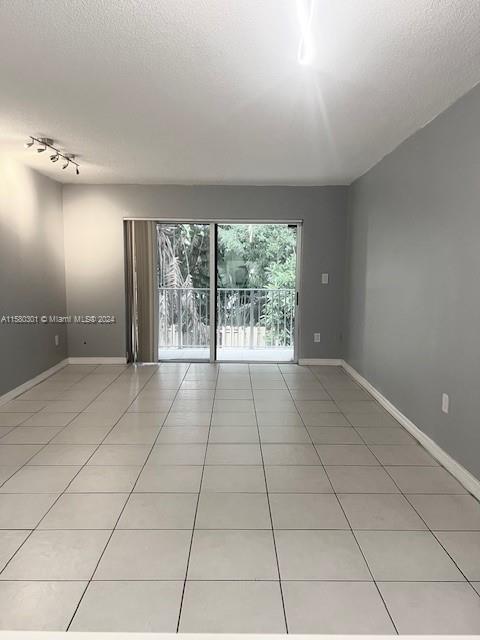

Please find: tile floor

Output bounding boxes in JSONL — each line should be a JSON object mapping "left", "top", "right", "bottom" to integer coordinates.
{"left": 0, "top": 362, "right": 479, "bottom": 633}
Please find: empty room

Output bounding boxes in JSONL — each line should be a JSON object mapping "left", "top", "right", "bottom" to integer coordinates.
{"left": 0, "top": 0, "right": 480, "bottom": 636}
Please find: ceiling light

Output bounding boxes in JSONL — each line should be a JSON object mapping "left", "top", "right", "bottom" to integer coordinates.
{"left": 24, "top": 136, "right": 81, "bottom": 176}
{"left": 297, "top": 0, "right": 315, "bottom": 66}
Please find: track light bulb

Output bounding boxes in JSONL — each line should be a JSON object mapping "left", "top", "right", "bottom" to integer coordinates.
{"left": 50, "top": 153, "right": 59, "bottom": 162}
{"left": 24, "top": 137, "right": 34, "bottom": 149}
{"left": 75, "top": 166, "right": 80, "bottom": 176}
{"left": 62, "top": 159, "right": 69, "bottom": 170}
{"left": 37, "top": 144, "right": 46, "bottom": 153}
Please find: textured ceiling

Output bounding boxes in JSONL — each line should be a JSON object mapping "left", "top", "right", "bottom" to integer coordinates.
{"left": 0, "top": 0, "right": 479, "bottom": 184}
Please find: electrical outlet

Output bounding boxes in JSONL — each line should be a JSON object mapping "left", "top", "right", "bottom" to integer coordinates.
{"left": 54, "top": 334, "right": 60, "bottom": 347}
{"left": 314, "top": 333, "right": 321, "bottom": 343}
{"left": 441, "top": 393, "right": 449, "bottom": 414}
{"left": 321, "top": 273, "right": 329, "bottom": 284}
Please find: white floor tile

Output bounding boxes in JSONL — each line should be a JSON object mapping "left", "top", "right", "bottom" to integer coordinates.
{"left": 202, "top": 465, "right": 266, "bottom": 492}
{"left": 28, "top": 444, "right": 96, "bottom": 466}
{"left": 326, "top": 465, "right": 399, "bottom": 493}
{"left": 0, "top": 531, "right": 30, "bottom": 571}
{"left": 149, "top": 444, "right": 206, "bottom": 465}
{"left": 386, "top": 465, "right": 467, "bottom": 493}
{"left": 69, "top": 580, "right": 183, "bottom": 632}
{"left": 196, "top": 492, "right": 270, "bottom": 529}
{"left": 94, "top": 530, "right": 191, "bottom": 579}
{"left": 38, "top": 493, "right": 128, "bottom": 529}
{"left": 338, "top": 493, "right": 427, "bottom": 530}
{"left": 117, "top": 493, "right": 197, "bottom": 529}
{"left": 179, "top": 581, "right": 286, "bottom": 633}
{"left": 0, "top": 465, "right": 80, "bottom": 493}
{"left": 188, "top": 530, "right": 278, "bottom": 579}
{"left": 407, "top": 494, "right": 480, "bottom": 530}
{"left": 0, "top": 581, "right": 86, "bottom": 630}
{"left": 265, "top": 465, "right": 333, "bottom": 493}
{"left": 356, "top": 530, "right": 464, "bottom": 580}
{"left": 205, "top": 443, "right": 262, "bottom": 465}
{"left": 1, "top": 530, "right": 110, "bottom": 580}
{"left": 88, "top": 444, "right": 151, "bottom": 465}
{"left": 379, "top": 581, "right": 480, "bottom": 634}
{"left": 283, "top": 581, "right": 395, "bottom": 634}
{"left": 0, "top": 493, "right": 58, "bottom": 528}
{"left": 434, "top": 531, "right": 480, "bottom": 580}
{"left": 276, "top": 530, "right": 371, "bottom": 580}
{"left": 270, "top": 493, "right": 348, "bottom": 529}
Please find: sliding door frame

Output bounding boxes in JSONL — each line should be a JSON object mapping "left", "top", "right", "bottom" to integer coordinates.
{"left": 293, "top": 222, "right": 302, "bottom": 364}
{"left": 209, "top": 223, "right": 217, "bottom": 363}
{"left": 124, "top": 218, "right": 303, "bottom": 364}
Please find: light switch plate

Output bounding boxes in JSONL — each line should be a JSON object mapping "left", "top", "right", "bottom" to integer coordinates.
{"left": 441, "top": 393, "right": 449, "bottom": 414}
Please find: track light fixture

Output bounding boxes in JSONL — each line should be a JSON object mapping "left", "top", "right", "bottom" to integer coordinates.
{"left": 24, "top": 136, "right": 80, "bottom": 176}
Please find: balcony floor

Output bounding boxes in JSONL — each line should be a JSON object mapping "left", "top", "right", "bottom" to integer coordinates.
{"left": 158, "top": 346, "right": 294, "bottom": 362}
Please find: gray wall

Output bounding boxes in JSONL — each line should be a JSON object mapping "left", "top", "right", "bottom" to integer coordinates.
{"left": 62, "top": 185, "right": 348, "bottom": 359}
{"left": 0, "top": 158, "right": 67, "bottom": 396}
{"left": 345, "top": 83, "right": 480, "bottom": 478}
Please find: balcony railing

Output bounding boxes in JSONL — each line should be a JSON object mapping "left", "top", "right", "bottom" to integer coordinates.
{"left": 158, "top": 287, "right": 295, "bottom": 349}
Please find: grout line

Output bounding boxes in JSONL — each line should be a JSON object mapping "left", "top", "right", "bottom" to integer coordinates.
{"left": 429, "top": 530, "right": 474, "bottom": 584}
{"left": 252, "top": 363, "right": 289, "bottom": 634}
{"left": 176, "top": 363, "right": 218, "bottom": 632}
{"left": 288, "top": 366, "right": 400, "bottom": 634}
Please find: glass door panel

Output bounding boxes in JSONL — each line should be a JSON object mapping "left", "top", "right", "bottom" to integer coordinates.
{"left": 216, "top": 223, "right": 297, "bottom": 362}
{"left": 157, "top": 223, "right": 210, "bottom": 361}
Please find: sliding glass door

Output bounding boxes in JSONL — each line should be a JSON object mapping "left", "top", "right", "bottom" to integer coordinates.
{"left": 126, "top": 220, "right": 300, "bottom": 363}
{"left": 156, "top": 223, "right": 211, "bottom": 361}
{"left": 216, "top": 223, "right": 298, "bottom": 362}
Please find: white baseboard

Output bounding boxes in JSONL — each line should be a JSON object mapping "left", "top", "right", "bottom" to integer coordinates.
{"left": 298, "top": 358, "right": 343, "bottom": 366}
{"left": 0, "top": 358, "right": 69, "bottom": 407}
{"left": 342, "top": 359, "right": 480, "bottom": 500}
{"left": 67, "top": 357, "right": 127, "bottom": 365}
